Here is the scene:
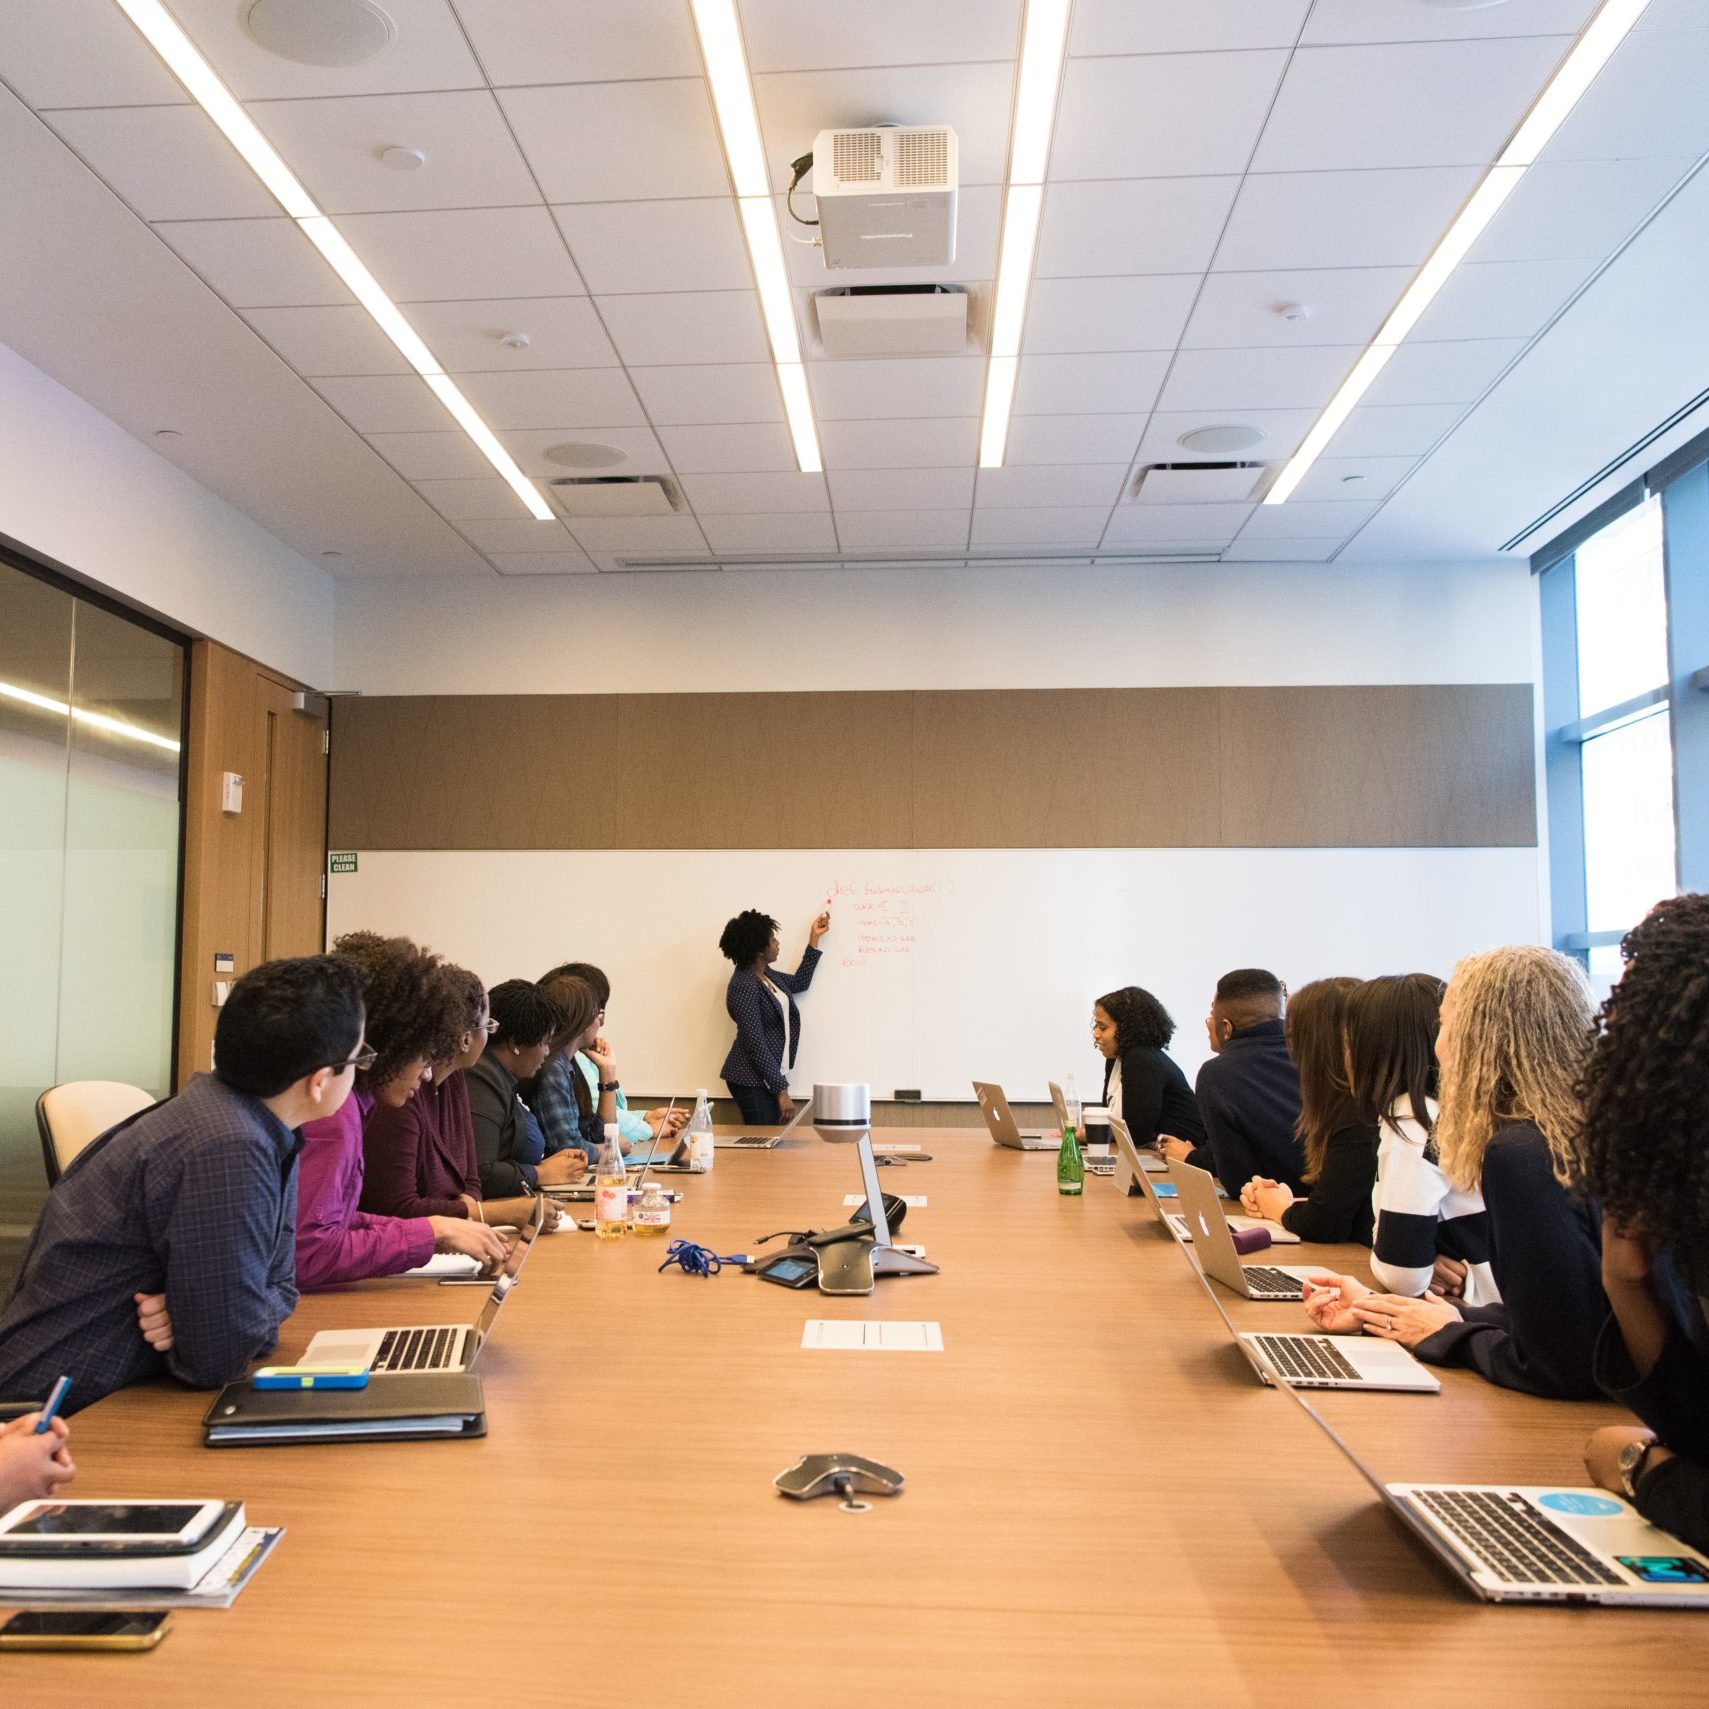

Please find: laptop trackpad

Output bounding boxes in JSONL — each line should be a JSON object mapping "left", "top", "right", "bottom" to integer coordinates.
{"left": 306, "top": 1334, "right": 379, "bottom": 1366}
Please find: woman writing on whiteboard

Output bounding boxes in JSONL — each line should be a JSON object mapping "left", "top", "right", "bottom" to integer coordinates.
{"left": 718, "top": 907, "right": 831, "bottom": 1124}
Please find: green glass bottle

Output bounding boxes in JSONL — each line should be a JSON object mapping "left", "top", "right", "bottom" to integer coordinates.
{"left": 1057, "top": 1122, "right": 1084, "bottom": 1196}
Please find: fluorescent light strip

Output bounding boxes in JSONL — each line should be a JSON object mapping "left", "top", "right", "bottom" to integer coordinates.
{"left": 0, "top": 681, "right": 181, "bottom": 753}
{"left": 1265, "top": 0, "right": 1650, "bottom": 505}
{"left": 978, "top": 0, "right": 1072, "bottom": 468}
{"left": 112, "top": 0, "right": 553, "bottom": 524}
{"left": 690, "top": 0, "right": 821, "bottom": 472}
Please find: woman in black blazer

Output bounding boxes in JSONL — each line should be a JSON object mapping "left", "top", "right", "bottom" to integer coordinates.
{"left": 718, "top": 908, "right": 830, "bottom": 1124}
{"left": 1090, "top": 985, "right": 1205, "bottom": 1153}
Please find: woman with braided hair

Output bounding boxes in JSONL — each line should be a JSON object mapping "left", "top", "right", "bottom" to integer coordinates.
{"left": 1578, "top": 893, "right": 1709, "bottom": 1551}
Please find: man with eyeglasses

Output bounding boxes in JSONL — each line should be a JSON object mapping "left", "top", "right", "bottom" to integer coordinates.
{"left": 0, "top": 956, "right": 366, "bottom": 1415}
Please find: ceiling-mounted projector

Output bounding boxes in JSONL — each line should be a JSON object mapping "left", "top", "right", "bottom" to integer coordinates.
{"left": 809, "top": 126, "right": 958, "bottom": 270}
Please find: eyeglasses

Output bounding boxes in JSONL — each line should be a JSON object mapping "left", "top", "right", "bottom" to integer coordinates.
{"left": 482, "top": 1019, "right": 500, "bottom": 1035}
{"left": 326, "top": 1044, "right": 379, "bottom": 1074}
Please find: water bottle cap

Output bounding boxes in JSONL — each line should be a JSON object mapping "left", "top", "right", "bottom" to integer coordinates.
{"left": 604, "top": 1122, "right": 620, "bottom": 1140}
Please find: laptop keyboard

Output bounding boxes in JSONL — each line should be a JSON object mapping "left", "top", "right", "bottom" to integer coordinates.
{"left": 372, "top": 1326, "right": 459, "bottom": 1373}
{"left": 1242, "top": 1266, "right": 1305, "bottom": 1299}
{"left": 1251, "top": 1334, "right": 1362, "bottom": 1383}
{"left": 1413, "top": 1489, "right": 1623, "bottom": 1587}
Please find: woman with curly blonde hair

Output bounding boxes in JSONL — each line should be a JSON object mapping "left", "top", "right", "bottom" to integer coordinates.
{"left": 1303, "top": 945, "right": 1608, "bottom": 1398}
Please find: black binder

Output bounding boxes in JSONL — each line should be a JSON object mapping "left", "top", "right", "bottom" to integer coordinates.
{"left": 202, "top": 1374, "right": 486, "bottom": 1446}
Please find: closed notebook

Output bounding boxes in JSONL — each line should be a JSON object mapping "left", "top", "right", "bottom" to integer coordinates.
{"left": 202, "top": 1374, "right": 486, "bottom": 1446}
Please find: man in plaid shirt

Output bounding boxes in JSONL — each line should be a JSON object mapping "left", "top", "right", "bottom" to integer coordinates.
{"left": 0, "top": 956, "right": 366, "bottom": 1415}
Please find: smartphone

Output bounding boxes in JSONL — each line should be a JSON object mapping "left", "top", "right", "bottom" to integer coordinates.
{"left": 0, "top": 1610, "right": 171, "bottom": 1651}
{"left": 755, "top": 1254, "right": 818, "bottom": 1288}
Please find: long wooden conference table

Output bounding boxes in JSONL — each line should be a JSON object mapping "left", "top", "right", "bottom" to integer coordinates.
{"left": 4, "top": 1128, "right": 1700, "bottom": 1706}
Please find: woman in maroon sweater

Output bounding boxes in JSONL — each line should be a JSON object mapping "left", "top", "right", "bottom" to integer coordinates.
{"left": 362, "top": 967, "right": 556, "bottom": 1230}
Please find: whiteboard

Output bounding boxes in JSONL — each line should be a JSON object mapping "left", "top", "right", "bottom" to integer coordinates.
{"left": 327, "top": 848, "right": 1542, "bottom": 1102}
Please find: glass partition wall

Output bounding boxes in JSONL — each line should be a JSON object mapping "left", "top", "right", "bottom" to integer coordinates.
{"left": 0, "top": 558, "right": 184, "bottom": 1286}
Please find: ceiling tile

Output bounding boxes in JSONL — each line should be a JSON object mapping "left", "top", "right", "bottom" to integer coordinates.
{"left": 833, "top": 510, "right": 972, "bottom": 551}
{"left": 970, "top": 508, "right": 1109, "bottom": 546}
{"left": 1014, "top": 352, "right": 1169, "bottom": 415}
{"left": 457, "top": 516, "right": 581, "bottom": 553}
{"left": 1362, "top": 339, "right": 1526, "bottom": 407}
{"left": 498, "top": 80, "right": 730, "bottom": 202}
{"left": 453, "top": 0, "right": 705, "bottom": 83}
{"left": 1304, "top": 0, "right": 1598, "bottom": 43}
{"left": 1328, "top": 404, "right": 1465, "bottom": 458}
{"left": 655, "top": 422, "right": 799, "bottom": 472}
{"left": 498, "top": 427, "right": 670, "bottom": 476}
{"left": 1035, "top": 177, "right": 1241, "bottom": 278}
{"left": 699, "top": 513, "right": 839, "bottom": 553}
{"left": 630, "top": 364, "right": 784, "bottom": 425}
{"left": 808, "top": 357, "right": 986, "bottom": 420}
{"left": 311, "top": 374, "right": 449, "bottom": 433}
{"left": 1254, "top": 38, "right": 1572, "bottom": 173}
{"left": 554, "top": 199, "right": 752, "bottom": 294}
{"left": 1182, "top": 267, "right": 1411, "bottom": 350}
{"left": 154, "top": 218, "right": 355, "bottom": 308}
{"left": 1238, "top": 501, "right": 1379, "bottom": 541}
{"left": 1071, "top": 0, "right": 1312, "bottom": 53}
{"left": 975, "top": 465, "right": 1129, "bottom": 509}
{"left": 1021, "top": 275, "right": 1199, "bottom": 355}
{"left": 1289, "top": 456, "right": 1418, "bottom": 504}
{"left": 2, "top": 0, "right": 188, "bottom": 107}
{"left": 828, "top": 468, "right": 975, "bottom": 510}
{"left": 1050, "top": 52, "right": 1288, "bottom": 180}
{"left": 818, "top": 417, "right": 979, "bottom": 469}
{"left": 1409, "top": 257, "right": 1594, "bottom": 343}
{"left": 782, "top": 184, "right": 1001, "bottom": 287}
{"left": 413, "top": 477, "right": 534, "bottom": 520}
{"left": 754, "top": 61, "right": 1016, "bottom": 188}
{"left": 45, "top": 106, "right": 279, "bottom": 221}
{"left": 1160, "top": 346, "right": 1364, "bottom": 413}
{"left": 365, "top": 431, "right": 494, "bottom": 479}
{"left": 1102, "top": 503, "right": 1253, "bottom": 545}
{"left": 242, "top": 305, "right": 411, "bottom": 376}
{"left": 340, "top": 207, "right": 585, "bottom": 300}
{"left": 1472, "top": 156, "right": 1697, "bottom": 262}
{"left": 1004, "top": 414, "right": 1145, "bottom": 466}
{"left": 453, "top": 368, "right": 648, "bottom": 429}
{"left": 1215, "top": 167, "right": 1480, "bottom": 270}
{"left": 1219, "top": 538, "right": 1346, "bottom": 562}
{"left": 1542, "top": 17, "right": 1709, "bottom": 162}
{"left": 597, "top": 291, "right": 770, "bottom": 366}
{"left": 489, "top": 550, "right": 599, "bottom": 575}
{"left": 566, "top": 514, "right": 710, "bottom": 553}
{"left": 408, "top": 297, "right": 618, "bottom": 371}
{"left": 1137, "top": 409, "right": 1320, "bottom": 461}
{"left": 247, "top": 92, "right": 538, "bottom": 215}
{"left": 679, "top": 472, "right": 830, "bottom": 514}
{"left": 741, "top": 0, "right": 1022, "bottom": 72}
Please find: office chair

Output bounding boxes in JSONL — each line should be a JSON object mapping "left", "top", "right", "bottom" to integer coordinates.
{"left": 35, "top": 1081, "right": 155, "bottom": 1185}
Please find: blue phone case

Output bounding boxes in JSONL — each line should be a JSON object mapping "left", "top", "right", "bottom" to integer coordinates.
{"left": 252, "top": 1368, "right": 370, "bottom": 1390}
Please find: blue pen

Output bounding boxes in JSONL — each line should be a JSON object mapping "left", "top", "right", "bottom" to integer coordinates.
{"left": 34, "top": 1375, "right": 71, "bottom": 1433}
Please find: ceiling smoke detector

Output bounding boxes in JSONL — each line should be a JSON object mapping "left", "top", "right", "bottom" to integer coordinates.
{"left": 244, "top": 0, "right": 397, "bottom": 67}
{"left": 378, "top": 145, "right": 426, "bottom": 170}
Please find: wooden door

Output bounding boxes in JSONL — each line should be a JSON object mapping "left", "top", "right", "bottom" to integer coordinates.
{"left": 257, "top": 673, "right": 327, "bottom": 960}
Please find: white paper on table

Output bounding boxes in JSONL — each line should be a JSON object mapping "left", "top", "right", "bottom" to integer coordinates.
{"left": 396, "top": 1253, "right": 482, "bottom": 1278}
{"left": 843, "top": 1193, "right": 927, "bottom": 1208}
{"left": 801, "top": 1320, "right": 944, "bottom": 1351}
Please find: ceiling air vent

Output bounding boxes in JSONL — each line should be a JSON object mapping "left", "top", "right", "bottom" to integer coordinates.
{"left": 814, "top": 284, "right": 969, "bottom": 356}
{"left": 1131, "top": 463, "right": 1271, "bottom": 504}
{"left": 546, "top": 476, "right": 678, "bottom": 518}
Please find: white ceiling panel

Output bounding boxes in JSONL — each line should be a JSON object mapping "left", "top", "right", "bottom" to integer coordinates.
{"left": 1361, "top": 338, "right": 1526, "bottom": 407}
{"left": 364, "top": 431, "right": 494, "bottom": 480}
{"left": 827, "top": 468, "right": 976, "bottom": 510}
{"left": 1035, "top": 177, "right": 1242, "bottom": 278}
{"left": 1003, "top": 414, "right": 1145, "bottom": 467}
{"left": 833, "top": 510, "right": 973, "bottom": 551}
{"left": 489, "top": 550, "right": 598, "bottom": 575}
{"left": 1021, "top": 275, "right": 1199, "bottom": 355}
{"left": 1013, "top": 352, "right": 1169, "bottom": 416}
{"left": 1328, "top": 403, "right": 1466, "bottom": 458}
{"left": 247, "top": 91, "right": 538, "bottom": 214}
{"left": 405, "top": 297, "right": 618, "bottom": 370}
{"left": 1182, "top": 267, "right": 1411, "bottom": 350}
{"left": 1070, "top": 0, "right": 1311, "bottom": 54}
{"left": 970, "top": 508, "right": 1109, "bottom": 546}
{"left": 975, "top": 464, "right": 1129, "bottom": 509}
{"left": 1219, "top": 539, "right": 1347, "bottom": 562}
{"left": 1471, "top": 156, "right": 1697, "bottom": 262}
{"left": 1408, "top": 257, "right": 1594, "bottom": 343}
{"left": 498, "top": 80, "right": 730, "bottom": 203}
{"left": 818, "top": 417, "right": 980, "bottom": 469}
{"left": 242, "top": 305, "right": 411, "bottom": 376}
{"left": 1215, "top": 167, "right": 1480, "bottom": 271}
{"left": 1542, "top": 18, "right": 1709, "bottom": 161}
{"left": 566, "top": 514, "right": 710, "bottom": 553}
{"left": 166, "top": 0, "right": 484, "bottom": 99}
{"left": 630, "top": 364, "right": 784, "bottom": 424}
{"left": 412, "top": 476, "right": 533, "bottom": 520}
{"left": 453, "top": 368, "right": 648, "bottom": 428}
{"left": 597, "top": 291, "right": 770, "bottom": 366}
{"left": 45, "top": 106, "right": 279, "bottom": 221}
{"left": 678, "top": 472, "right": 830, "bottom": 513}
{"left": 1102, "top": 503, "right": 1253, "bottom": 545}
{"left": 655, "top": 421, "right": 798, "bottom": 472}
{"left": 498, "top": 427, "right": 669, "bottom": 476}
{"left": 699, "top": 513, "right": 838, "bottom": 553}
{"left": 1157, "top": 346, "right": 1361, "bottom": 413}
{"left": 782, "top": 185, "right": 1001, "bottom": 288}
{"left": 808, "top": 357, "right": 986, "bottom": 420}
{"left": 1050, "top": 52, "right": 1288, "bottom": 181}
{"left": 1302, "top": 0, "right": 1599, "bottom": 44}
{"left": 740, "top": 0, "right": 1022, "bottom": 73}
{"left": 1254, "top": 38, "right": 1571, "bottom": 174}
{"left": 1136, "top": 409, "right": 1320, "bottom": 461}
{"left": 1288, "top": 456, "right": 1419, "bottom": 504}
{"left": 2, "top": 0, "right": 188, "bottom": 107}
{"left": 754, "top": 61, "right": 1017, "bottom": 188}
{"left": 153, "top": 218, "right": 355, "bottom": 308}
{"left": 457, "top": 516, "right": 580, "bottom": 553}
{"left": 1238, "top": 501, "right": 1379, "bottom": 541}
{"left": 453, "top": 0, "right": 706, "bottom": 84}
{"left": 311, "top": 374, "right": 451, "bottom": 433}
{"left": 554, "top": 198, "right": 752, "bottom": 294}
{"left": 340, "top": 207, "right": 586, "bottom": 299}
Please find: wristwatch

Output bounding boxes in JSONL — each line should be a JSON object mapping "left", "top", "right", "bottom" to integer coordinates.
{"left": 598, "top": 1079, "right": 620, "bottom": 1093}
{"left": 1618, "top": 1436, "right": 1657, "bottom": 1501}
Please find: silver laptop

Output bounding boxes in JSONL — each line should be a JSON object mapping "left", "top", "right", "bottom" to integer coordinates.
{"left": 972, "top": 1081, "right": 1057, "bottom": 1149}
{"left": 1237, "top": 1324, "right": 1440, "bottom": 1393}
{"left": 719, "top": 1093, "right": 815, "bottom": 1149}
{"left": 1166, "top": 1159, "right": 1322, "bottom": 1302}
{"left": 301, "top": 1196, "right": 545, "bottom": 1375}
{"left": 1162, "top": 1163, "right": 1301, "bottom": 1245}
{"left": 1278, "top": 1373, "right": 1709, "bottom": 1605}
{"left": 1107, "top": 1114, "right": 1168, "bottom": 1186}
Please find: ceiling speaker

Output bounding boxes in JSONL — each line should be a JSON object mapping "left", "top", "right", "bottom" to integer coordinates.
{"left": 1177, "top": 424, "right": 1267, "bottom": 454}
{"left": 244, "top": 0, "right": 397, "bottom": 67}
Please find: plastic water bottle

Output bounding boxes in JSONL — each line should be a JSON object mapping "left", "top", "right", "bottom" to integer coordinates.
{"left": 630, "top": 1180, "right": 672, "bottom": 1239}
{"left": 594, "top": 1123, "right": 628, "bottom": 1238}
{"left": 683, "top": 1089, "right": 716, "bottom": 1173}
{"left": 1064, "top": 1073, "right": 1083, "bottom": 1138}
{"left": 1058, "top": 1075, "right": 1084, "bottom": 1198}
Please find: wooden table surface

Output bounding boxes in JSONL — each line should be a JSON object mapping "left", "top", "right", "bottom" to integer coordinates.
{"left": 4, "top": 1131, "right": 1702, "bottom": 1707}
